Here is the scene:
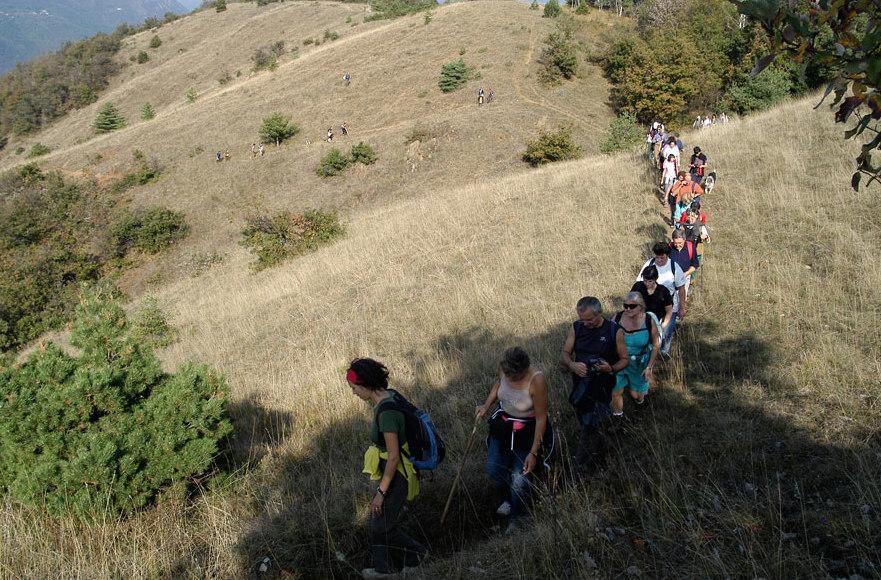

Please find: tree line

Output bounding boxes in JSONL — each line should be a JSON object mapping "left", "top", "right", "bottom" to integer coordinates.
{"left": 0, "top": 13, "right": 180, "bottom": 139}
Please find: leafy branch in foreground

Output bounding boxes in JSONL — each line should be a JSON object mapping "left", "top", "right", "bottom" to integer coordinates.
{"left": 736, "top": 0, "right": 881, "bottom": 189}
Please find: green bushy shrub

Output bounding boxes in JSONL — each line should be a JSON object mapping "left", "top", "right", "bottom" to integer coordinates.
{"left": 186, "top": 88, "right": 197, "bottom": 103}
{"left": 216, "top": 0, "right": 227, "bottom": 11}
{"left": 599, "top": 112, "right": 644, "bottom": 154}
{"left": 575, "top": 1, "right": 590, "bottom": 14}
{"left": 351, "top": 141, "right": 378, "bottom": 165}
{"left": 543, "top": 0, "right": 563, "bottom": 18}
{"left": 149, "top": 35, "right": 162, "bottom": 48}
{"left": 141, "top": 102, "right": 155, "bottom": 120}
{"left": 25, "top": 142, "right": 50, "bottom": 158}
{"left": 137, "top": 50, "right": 150, "bottom": 64}
{"left": 540, "top": 30, "right": 578, "bottom": 84}
{"left": 110, "top": 206, "right": 188, "bottom": 257}
{"left": 109, "top": 158, "right": 160, "bottom": 194}
{"left": 522, "top": 126, "right": 583, "bottom": 166}
{"left": 0, "top": 283, "right": 232, "bottom": 517}
{"left": 259, "top": 112, "right": 299, "bottom": 146}
{"left": 726, "top": 67, "right": 791, "bottom": 114}
{"left": 438, "top": 58, "right": 475, "bottom": 92}
{"left": 315, "top": 147, "right": 352, "bottom": 177}
{"left": 240, "top": 208, "right": 345, "bottom": 271}
{"left": 93, "top": 102, "right": 126, "bottom": 134}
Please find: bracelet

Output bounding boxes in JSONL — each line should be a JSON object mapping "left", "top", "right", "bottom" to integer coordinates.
{"left": 376, "top": 487, "right": 387, "bottom": 498}
{"left": 529, "top": 451, "right": 539, "bottom": 458}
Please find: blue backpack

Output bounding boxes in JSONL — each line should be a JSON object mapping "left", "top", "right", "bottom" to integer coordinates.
{"left": 378, "top": 390, "right": 445, "bottom": 471}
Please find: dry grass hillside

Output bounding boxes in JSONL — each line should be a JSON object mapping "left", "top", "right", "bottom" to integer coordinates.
{"left": 0, "top": 0, "right": 617, "bottom": 294}
{"left": 2, "top": 2, "right": 880, "bottom": 579}
{"left": 3, "top": 79, "right": 879, "bottom": 578}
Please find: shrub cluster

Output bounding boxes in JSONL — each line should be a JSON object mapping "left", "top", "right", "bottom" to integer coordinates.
{"left": 131, "top": 294, "right": 178, "bottom": 348}
{"left": 0, "top": 168, "right": 106, "bottom": 350}
{"left": 240, "top": 208, "right": 346, "bottom": 271}
{"left": 599, "top": 112, "right": 644, "bottom": 154}
{"left": 25, "top": 142, "right": 50, "bottom": 158}
{"left": 364, "top": 0, "right": 436, "bottom": 22}
{"left": 543, "top": 0, "right": 562, "bottom": 18}
{"left": 522, "top": 126, "right": 583, "bottom": 166}
{"left": 438, "top": 58, "right": 476, "bottom": 93}
{"left": 0, "top": 284, "right": 232, "bottom": 517}
{"left": 540, "top": 29, "right": 578, "bottom": 84}
{"left": 110, "top": 206, "right": 188, "bottom": 258}
{"left": 315, "top": 142, "right": 378, "bottom": 177}
{"left": 136, "top": 50, "right": 150, "bottom": 64}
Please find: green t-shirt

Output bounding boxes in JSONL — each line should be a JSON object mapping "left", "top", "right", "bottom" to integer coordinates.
{"left": 370, "top": 392, "right": 407, "bottom": 452}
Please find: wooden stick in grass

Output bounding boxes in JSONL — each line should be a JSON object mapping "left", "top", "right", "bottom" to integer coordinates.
{"left": 440, "top": 414, "right": 481, "bottom": 526}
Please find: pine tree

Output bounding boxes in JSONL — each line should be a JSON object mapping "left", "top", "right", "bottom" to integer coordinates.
{"left": 93, "top": 102, "right": 127, "bottom": 134}
{"left": 259, "top": 112, "right": 299, "bottom": 146}
{"left": 216, "top": 0, "right": 227, "bottom": 11}
{"left": 141, "top": 102, "right": 155, "bottom": 120}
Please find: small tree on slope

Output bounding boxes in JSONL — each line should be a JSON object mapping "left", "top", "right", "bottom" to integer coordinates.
{"left": 94, "top": 102, "right": 126, "bottom": 134}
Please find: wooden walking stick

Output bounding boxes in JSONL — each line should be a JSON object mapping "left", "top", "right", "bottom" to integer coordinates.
{"left": 440, "top": 414, "right": 481, "bottom": 526}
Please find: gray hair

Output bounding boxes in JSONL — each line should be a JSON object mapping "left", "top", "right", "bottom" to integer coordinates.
{"left": 576, "top": 296, "right": 602, "bottom": 314}
{"left": 671, "top": 229, "right": 686, "bottom": 240}
{"left": 623, "top": 291, "right": 645, "bottom": 310}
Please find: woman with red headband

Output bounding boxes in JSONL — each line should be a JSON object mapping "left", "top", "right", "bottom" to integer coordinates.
{"left": 347, "top": 358, "right": 428, "bottom": 580}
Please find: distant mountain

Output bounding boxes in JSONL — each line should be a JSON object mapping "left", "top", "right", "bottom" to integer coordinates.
{"left": 0, "top": 0, "right": 189, "bottom": 74}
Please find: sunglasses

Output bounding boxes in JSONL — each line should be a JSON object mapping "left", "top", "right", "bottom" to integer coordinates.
{"left": 623, "top": 303, "right": 640, "bottom": 310}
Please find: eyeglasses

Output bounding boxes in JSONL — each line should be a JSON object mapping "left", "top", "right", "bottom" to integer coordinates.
{"left": 623, "top": 303, "right": 639, "bottom": 310}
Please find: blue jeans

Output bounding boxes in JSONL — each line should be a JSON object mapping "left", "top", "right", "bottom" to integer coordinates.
{"left": 486, "top": 436, "right": 533, "bottom": 521}
{"left": 661, "top": 311, "right": 678, "bottom": 354}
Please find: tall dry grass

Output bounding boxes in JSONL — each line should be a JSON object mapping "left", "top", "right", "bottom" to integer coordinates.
{"left": 3, "top": 91, "right": 879, "bottom": 579}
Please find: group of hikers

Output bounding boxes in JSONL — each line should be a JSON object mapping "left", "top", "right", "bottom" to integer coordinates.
{"left": 693, "top": 112, "right": 729, "bottom": 129}
{"left": 477, "top": 88, "right": 494, "bottom": 106}
{"left": 347, "top": 119, "right": 716, "bottom": 578}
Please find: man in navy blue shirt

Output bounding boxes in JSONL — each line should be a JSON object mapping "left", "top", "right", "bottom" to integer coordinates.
{"left": 669, "top": 230, "right": 699, "bottom": 297}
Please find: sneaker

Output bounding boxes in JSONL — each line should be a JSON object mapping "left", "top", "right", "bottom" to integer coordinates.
{"left": 496, "top": 501, "right": 512, "bottom": 516}
{"left": 361, "top": 568, "right": 396, "bottom": 579}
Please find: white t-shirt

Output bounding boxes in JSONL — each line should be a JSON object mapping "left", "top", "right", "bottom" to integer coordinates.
{"left": 662, "top": 159, "right": 677, "bottom": 180}
{"left": 662, "top": 143, "right": 680, "bottom": 161}
{"left": 637, "top": 257, "right": 687, "bottom": 312}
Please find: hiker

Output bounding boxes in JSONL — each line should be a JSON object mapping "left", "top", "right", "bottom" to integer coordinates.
{"left": 661, "top": 154, "right": 678, "bottom": 195}
{"left": 344, "top": 73, "right": 351, "bottom": 87}
{"left": 561, "top": 297, "right": 629, "bottom": 472}
{"left": 327, "top": 128, "right": 334, "bottom": 142}
{"left": 348, "top": 358, "right": 429, "bottom": 580}
{"left": 224, "top": 150, "right": 231, "bottom": 161}
{"left": 475, "top": 347, "right": 551, "bottom": 532}
{"left": 688, "top": 147, "right": 707, "bottom": 185}
{"left": 668, "top": 172, "right": 704, "bottom": 222}
{"left": 693, "top": 115, "right": 702, "bottom": 130}
{"left": 250, "top": 143, "right": 256, "bottom": 158}
{"left": 672, "top": 191, "right": 694, "bottom": 226}
{"left": 673, "top": 133, "right": 684, "bottom": 154}
{"left": 478, "top": 88, "right": 484, "bottom": 106}
{"left": 215, "top": 151, "right": 222, "bottom": 162}
{"left": 630, "top": 265, "right": 674, "bottom": 345}
{"left": 636, "top": 243, "right": 687, "bottom": 358}
{"left": 669, "top": 229, "right": 699, "bottom": 296}
{"left": 488, "top": 89, "right": 494, "bottom": 103}
{"left": 341, "top": 123, "right": 349, "bottom": 136}
{"left": 680, "top": 207, "right": 709, "bottom": 243}
{"left": 611, "top": 292, "right": 660, "bottom": 415}
{"left": 258, "top": 143, "right": 264, "bottom": 156}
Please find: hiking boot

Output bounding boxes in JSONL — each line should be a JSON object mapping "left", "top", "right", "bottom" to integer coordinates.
{"left": 361, "top": 568, "right": 397, "bottom": 579}
{"left": 496, "top": 501, "right": 512, "bottom": 517}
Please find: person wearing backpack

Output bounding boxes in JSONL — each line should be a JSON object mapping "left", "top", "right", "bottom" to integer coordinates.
{"left": 347, "top": 358, "right": 429, "bottom": 579}
{"left": 561, "top": 297, "right": 630, "bottom": 472}
{"left": 475, "top": 347, "right": 551, "bottom": 532}
{"left": 611, "top": 292, "right": 660, "bottom": 415}
{"left": 669, "top": 230, "right": 699, "bottom": 296}
{"left": 636, "top": 244, "right": 687, "bottom": 358}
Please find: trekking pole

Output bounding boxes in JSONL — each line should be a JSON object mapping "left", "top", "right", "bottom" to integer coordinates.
{"left": 440, "top": 414, "right": 481, "bottom": 526}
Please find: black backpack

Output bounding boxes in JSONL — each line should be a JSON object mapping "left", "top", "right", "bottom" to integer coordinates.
{"left": 377, "top": 390, "right": 445, "bottom": 471}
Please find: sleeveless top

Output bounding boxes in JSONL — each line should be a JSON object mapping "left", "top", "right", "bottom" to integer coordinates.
{"left": 498, "top": 370, "right": 542, "bottom": 418}
{"left": 571, "top": 318, "right": 619, "bottom": 390}
{"left": 620, "top": 316, "right": 652, "bottom": 359}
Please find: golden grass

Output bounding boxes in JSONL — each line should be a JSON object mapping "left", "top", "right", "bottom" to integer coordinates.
{"left": 2, "top": 3, "right": 880, "bottom": 578}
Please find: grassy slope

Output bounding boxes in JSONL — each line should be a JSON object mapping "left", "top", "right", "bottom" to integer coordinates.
{"left": 0, "top": 0, "right": 615, "bottom": 293}
{"left": 2, "top": 3, "right": 880, "bottom": 580}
